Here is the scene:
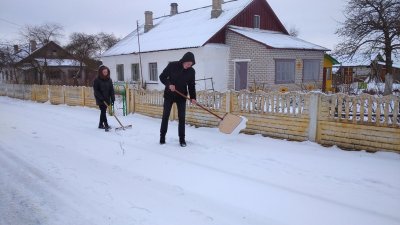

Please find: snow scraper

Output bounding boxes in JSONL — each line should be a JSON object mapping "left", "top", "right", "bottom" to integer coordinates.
{"left": 104, "top": 101, "right": 132, "bottom": 131}
{"left": 175, "top": 90, "right": 246, "bottom": 134}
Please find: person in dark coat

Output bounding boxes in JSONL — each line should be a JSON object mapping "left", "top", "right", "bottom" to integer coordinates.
{"left": 93, "top": 65, "right": 115, "bottom": 129}
{"left": 159, "top": 52, "right": 197, "bottom": 147}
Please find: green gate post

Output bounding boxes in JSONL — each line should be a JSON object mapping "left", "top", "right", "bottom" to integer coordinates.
{"left": 113, "top": 82, "right": 127, "bottom": 116}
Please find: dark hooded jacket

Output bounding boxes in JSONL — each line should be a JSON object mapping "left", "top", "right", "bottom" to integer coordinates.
{"left": 93, "top": 65, "right": 115, "bottom": 105}
{"left": 159, "top": 52, "right": 196, "bottom": 101}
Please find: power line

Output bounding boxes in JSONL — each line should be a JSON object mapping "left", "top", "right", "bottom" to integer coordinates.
{"left": 0, "top": 17, "right": 21, "bottom": 27}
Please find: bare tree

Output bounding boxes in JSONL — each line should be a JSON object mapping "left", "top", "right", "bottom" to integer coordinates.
{"left": 66, "top": 33, "right": 99, "bottom": 59}
{"left": 19, "top": 23, "right": 64, "bottom": 45}
{"left": 66, "top": 32, "right": 119, "bottom": 59}
{"left": 96, "top": 32, "right": 120, "bottom": 56}
{"left": 0, "top": 46, "right": 15, "bottom": 83}
{"left": 288, "top": 26, "right": 299, "bottom": 37}
{"left": 335, "top": 0, "right": 400, "bottom": 95}
{"left": 64, "top": 32, "right": 120, "bottom": 85}
{"left": 65, "top": 32, "right": 100, "bottom": 83}
{"left": 0, "top": 42, "right": 27, "bottom": 84}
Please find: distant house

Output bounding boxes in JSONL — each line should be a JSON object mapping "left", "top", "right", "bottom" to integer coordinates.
{"left": 1, "top": 41, "right": 98, "bottom": 86}
{"left": 102, "top": 0, "right": 329, "bottom": 92}
{"left": 334, "top": 53, "right": 400, "bottom": 85}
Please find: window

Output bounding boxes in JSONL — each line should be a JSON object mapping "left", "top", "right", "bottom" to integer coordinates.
{"left": 303, "top": 59, "right": 320, "bottom": 81}
{"left": 254, "top": 15, "right": 260, "bottom": 29}
{"left": 326, "top": 67, "right": 332, "bottom": 80}
{"left": 68, "top": 70, "right": 79, "bottom": 78}
{"left": 131, "top": 63, "right": 139, "bottom": 81}
{"left": 343, "top": 67, "right": 353, "bottom": 84}
{"left": 116, "top": 64, "right": 124, "bottom": 81}
{"left": 149, "top": 63, "right": 158, "bottom": 81}
{"left": 275, "top": 59, "right": 295, "bottom": 84}
{"left": 48, "top": 49, "right": 57, "bottom": 56}
{"left": 47, "top": 70, "right": 61, "bottom": 79}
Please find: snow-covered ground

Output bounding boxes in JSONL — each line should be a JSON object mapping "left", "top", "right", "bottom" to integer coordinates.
{"left": 0, "top": 96, "right": 399, "bottom": 225}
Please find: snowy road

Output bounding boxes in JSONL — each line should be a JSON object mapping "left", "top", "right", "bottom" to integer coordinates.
{"left": 1, "top": 96, "right": 400, "bottom": 225}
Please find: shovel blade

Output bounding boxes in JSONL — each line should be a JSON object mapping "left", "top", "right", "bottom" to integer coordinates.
{"left": 218, "top": 113, "right": 244, "bottom": 134}
{"left": 115, "top": 124, "right": 133, "bottom": 131}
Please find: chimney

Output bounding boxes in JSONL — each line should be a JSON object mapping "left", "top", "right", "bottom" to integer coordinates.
{"left": 144, "top": 11, "right": 153, "bottom": 33}
{"left": 13, "top": 45, "right": 19, "bottom": 54}
{"left": 211, "top": 0, "right": 223, "bottom": 18}
{"left": 170, "top": 3, "right": 178, "bottom": 16}
{"left": 30, "top": 40, "right": 37, "bottom": 52}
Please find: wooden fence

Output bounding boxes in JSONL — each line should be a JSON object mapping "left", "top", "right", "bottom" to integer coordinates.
{"left": 1, "top": 83, "right": 399, "bottom": 153}
{"left": 0, "top": 84, "right": 97, "bottom": 107}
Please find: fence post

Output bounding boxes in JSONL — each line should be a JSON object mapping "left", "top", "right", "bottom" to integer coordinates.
{"left": 225, "top": 90, "right": 231, "bottom": 113}
{"left": 308, "top": 93, "right": 320, "bottom": 142}
{"left": 126, "top": 85, "right": 130, "bottom": 114}
{"left": 81, "top": 86, "right": 85, "bottom": 106}
{"left": 130, "top": 89, "right": 138, "bottom": 113}
{"left": 31, "top": 85, "right": 35, "bottom": 101}
{"left": 63, "top": 85, "right": 66, "bottom": 104}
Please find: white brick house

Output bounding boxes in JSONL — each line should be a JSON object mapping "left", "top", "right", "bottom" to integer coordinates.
{"left": 101, "top": 0, "right": 328, "bottom": 91}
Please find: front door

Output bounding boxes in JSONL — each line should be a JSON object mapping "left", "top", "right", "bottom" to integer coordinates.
{"left": 235, "top": 61, "right": 248, "bottom": 91}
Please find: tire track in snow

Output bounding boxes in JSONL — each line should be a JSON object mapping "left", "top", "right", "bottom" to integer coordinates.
{"left": 132, "top": 145, "right": 400, "bottom": 224}
{"left": 0, "top": 145, "right": 92, "bottom": 225}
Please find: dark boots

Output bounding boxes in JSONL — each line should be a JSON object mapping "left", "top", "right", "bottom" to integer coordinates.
{"left": 104, "top": 122, "right": 111, "bottom": 130}
{"left": 179, "top": 138, "right": 186, "bottom": 147}
{"left": 99, "top": 122, "right": 111, "bottom": 129}
{"left": 160, "top": 135, "right": 186, "bottom": 147}
{"left": 160, "top": 136, "right": 166, "bottom": 145}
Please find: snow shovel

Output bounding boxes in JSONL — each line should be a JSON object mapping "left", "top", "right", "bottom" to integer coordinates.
{"left": 174, "top": 90, "right": 245, "bottom": 134}
{"left": 104, "top": 101, "right": 132, "bottom": 131}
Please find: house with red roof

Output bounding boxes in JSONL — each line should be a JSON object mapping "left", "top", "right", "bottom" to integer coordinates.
{"left": 101, "top": 0, "right": 329, "bottom": 91}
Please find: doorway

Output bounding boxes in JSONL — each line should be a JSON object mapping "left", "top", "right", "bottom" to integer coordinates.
{"left": 234, "top": 61, "right": 248, "bottom": 91}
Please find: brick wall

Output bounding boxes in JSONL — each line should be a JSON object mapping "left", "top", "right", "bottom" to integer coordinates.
{"left": 226, "top": 30, "right": 324, "bottom": 91}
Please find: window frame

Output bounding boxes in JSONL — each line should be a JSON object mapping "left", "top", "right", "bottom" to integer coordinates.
{"left": 303, "top": 59, "right": 320, "bottom": 82}
{"left": 275, "top": 59, "right": 295, "bottom": 84}
{"left": 149, "top": 62, "right": 158, "bottom": 82}
{"left": 116, "top": 64, "right": 124, "bottom": 81}
{"left": 254, "top": 15, "right": 260, "bottom": 29}
{"left": 131, "top": 63, "right": 139, "bottom": 81}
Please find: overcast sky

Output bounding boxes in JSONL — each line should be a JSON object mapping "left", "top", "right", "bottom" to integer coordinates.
{"left": 0, "top": 0, "right": 347, "bottom": 51}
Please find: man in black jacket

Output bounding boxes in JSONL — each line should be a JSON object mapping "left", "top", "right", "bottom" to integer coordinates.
{"left": 93, "top": 65, "right": 115, "bottom": 130}
{"left": 159, "top": 52, "right": 197, "bottom": 147}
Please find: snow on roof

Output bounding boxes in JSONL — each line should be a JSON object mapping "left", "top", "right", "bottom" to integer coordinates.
{"left": 228, "top": 26, "right": 329, "bottom": 51}
{"left": 337, "top": 53, "right": 400, "bottom": 68}
{"left": 21, "top": 58, "right": 83, "bottom": 70}
{"left": 102, "top": 0, "right": 252, "bottom": 57}
{"left": 378, "top": 61, "right": 400, "bottom": 69}
{"left": 35, "top": 58, "right": 83, "bottom": 67}
{"left": 336, "top": 53, "right": 379, "bottom": 67}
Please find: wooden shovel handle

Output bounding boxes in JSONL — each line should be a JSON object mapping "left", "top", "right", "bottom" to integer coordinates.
{"left": 103, "top": 101, "right": 125, "bottom": 129}
{"left": 174, "top": 90, "right": 224, "bottom": 120}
